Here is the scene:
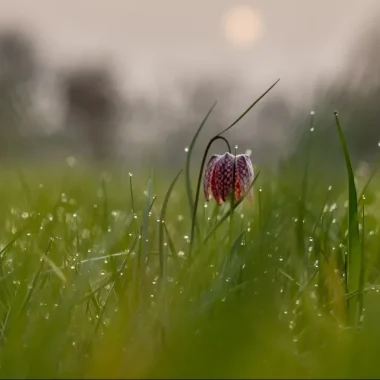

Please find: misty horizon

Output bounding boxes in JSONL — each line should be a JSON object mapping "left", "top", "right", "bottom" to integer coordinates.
{"left": 0, "top": 0, "right": 379, "bottom": 103}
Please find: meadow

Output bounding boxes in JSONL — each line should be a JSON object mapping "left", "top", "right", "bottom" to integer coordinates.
{"left": 0, "top": 82, "right": 380, "bottom": 378}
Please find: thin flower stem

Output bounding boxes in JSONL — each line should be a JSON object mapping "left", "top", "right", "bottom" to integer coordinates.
{"left": 189, "top": 135, "right": 231, "bottom": 256}
{"left": 229, "top": 146, "right": 238, "bottom": 246}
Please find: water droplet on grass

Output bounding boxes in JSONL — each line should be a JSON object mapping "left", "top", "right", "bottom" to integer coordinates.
{"left": 66, "top": 156, "right": 77, "bottom": 167}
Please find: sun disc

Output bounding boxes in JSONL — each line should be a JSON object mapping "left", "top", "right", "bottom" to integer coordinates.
{"left": 223, "top": 5, "right": 264, "bottom": 49}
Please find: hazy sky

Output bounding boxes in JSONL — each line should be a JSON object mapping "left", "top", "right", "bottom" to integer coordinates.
{"left": 0, "top": 0, "right": 379, "bottom": 101}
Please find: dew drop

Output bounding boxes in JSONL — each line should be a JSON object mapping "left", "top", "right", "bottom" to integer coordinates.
{"left": 66, "top": 156, "right": 77, "bottom": 167}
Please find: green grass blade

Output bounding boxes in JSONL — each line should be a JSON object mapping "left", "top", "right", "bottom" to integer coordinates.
{"left": 141, "top": 178, "right": 152, "bottom": 274}
{"left": 101, "top": 176, "right": 108, "bottom": 232}
{"left": 297, "top": 111, "right": 315, "bottom": 284}
{"left": 358, "top": 200, "right": 365, "bottom": 325}
{"left": 218, "top": 78, "right": 280, "bottom": 136}
{"left": 129, "top": 172, "right": 138, "bottom": 235}
{"left": 19, "top": 239, "right": 53, "bottom": 315}
{"left": 185, "top": 102, "right": 217, "bottom": 216}
{"left": 163, "top": 222, "right": 178, "bottom": 259}
{"left": 334, "top": 111, "right": 361, "bottom": 325}
{"left": 159, "top": 170, "right": 182, "bottom": 280}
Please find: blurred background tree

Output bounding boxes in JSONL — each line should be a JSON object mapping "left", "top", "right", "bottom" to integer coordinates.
{"left": 0, "top": 29, "right": 39, "bottom": 158}
{"left": 62, "top": 65, "right": 123, "bottom": 162}
{"left": 0, "top": 18, "right": 379, "bottom": 171}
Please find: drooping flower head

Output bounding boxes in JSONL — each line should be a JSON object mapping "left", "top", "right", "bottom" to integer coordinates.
{"left": 204, "top": 152, "right": 254, "bottom": 204}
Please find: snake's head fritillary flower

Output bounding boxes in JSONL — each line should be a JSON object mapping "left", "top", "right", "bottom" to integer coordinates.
{"left": 204, "top": 152, "right": 254, "bottom": 204}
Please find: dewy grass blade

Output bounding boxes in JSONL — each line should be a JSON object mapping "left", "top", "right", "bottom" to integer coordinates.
{"left": 163, "top": 222, "right": 178, "bottom": 259}
{"left": 159, "top": 169, "right": 182, "bottom": 280}
{"left": 334, "top": 111, "right": 361, "bottom": 325}
{"left": 19, "top": 239, "right": 53, "bottom": 315}
{"left": 358, "top": 200, "right": 365, "bottom": 325}
{"left": 101, "top": 176, "right": 108, "bottom": 232}
{"left": 218, "top": 78, "right": 280, "bottom": 137}
{"left": 141, "top": 178, "right": 152, "bottom": 274}
{"left": 358, "top": 163, "right": 379, "bottom": 206}
{"left": 229, "top": 230, "right": 246, "bottom": 260}
{"left": 0, "top": 225, "right": 29, "bottom": 264}
{"left": 185, "top": 102, "right": 217, "bottom": 216}
{"left": 129, "top": 172, "right": 138, "bottom": 235}
{"left": 297, "top": 111, "right": 315, "bottom": 284}
{"left": 40, "top": 255, "right": 67, "bottom": 283}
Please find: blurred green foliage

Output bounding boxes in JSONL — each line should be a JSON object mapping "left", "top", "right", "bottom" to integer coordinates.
{"left": 0, "top": 141, "right": 378, "bottom": 378}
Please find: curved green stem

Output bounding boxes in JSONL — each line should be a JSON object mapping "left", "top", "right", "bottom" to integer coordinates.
{"left": 229, "top": 146, "right": 238, "bottom": 245}
{"left": 189, "top": 135, "right": 231, "bottom": 256}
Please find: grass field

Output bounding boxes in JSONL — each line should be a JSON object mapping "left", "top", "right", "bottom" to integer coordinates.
{"left": 1, "top": 89, "right": 380, "bottom": 378}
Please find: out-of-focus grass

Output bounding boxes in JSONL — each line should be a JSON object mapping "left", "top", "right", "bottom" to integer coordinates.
{"left": 0, "top": 101, "right": 380, "bottom": 377}
{"left": 0, "top": 156, "right": 378, "bottom": 378}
